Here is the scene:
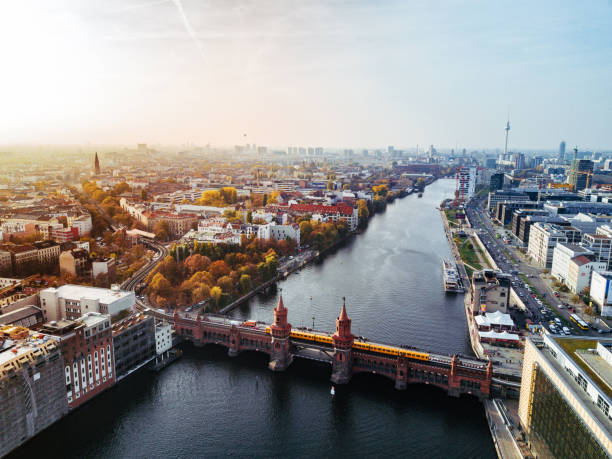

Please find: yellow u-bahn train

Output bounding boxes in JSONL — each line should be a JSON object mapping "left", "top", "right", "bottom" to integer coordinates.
{"left": 263, "top": 327, "right": 430, "bottom": 362}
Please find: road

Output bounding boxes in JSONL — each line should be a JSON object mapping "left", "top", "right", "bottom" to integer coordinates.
{"left": 121, "top": 238, "right": 168, "bottom": 294}
{"left": 465, "top": 197, "right": 602, "bottom": 337}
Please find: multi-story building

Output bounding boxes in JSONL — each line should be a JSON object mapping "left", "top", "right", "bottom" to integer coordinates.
{"left": 40, "top": 284, "right": 135, "bottom": 322}
{"left": 59, "top": 248, "right": 91, "bottom": 278}
{"left": 583, "top": 233, "right": 612, "bottom": 270}
{"left": 257, "top": 223, "right": 300, "bottom": 247}
{"left": 591, "top": 271, "right": 612, "bottom": 317}
{"left": 40, "top": 313, "right": 115, "bottom": 409}
{"left": 154, "top": 320, "right": 173, "bottom": 355}
{"left": 33, "top": 240, "right": 60, "bottom": 269}
{"left": 519, "top": 336, "right": 612, "bottom": 457}
{"left": 552, "top": 243, "right": 595, "bottom": 285}
{"left": 569, "top": 159, "right": 594, "bottom": 192}
{"left": 489, "top": 172, "right": 504, "bottom": 191}
{"left": 0, "top": 250, "right": 11, "bottom": 276}
{"left": 567, "top": 255, "right": 606, "bottom": 295}
{"left": 0, "top": 244, "right": 39, "bottom": 276}
{"left": 457, "top": 167, "right": 476, "bottom": 201}
{"left": 112, "top": 313, "right": 156, "bottom": 380}
{"left": 0, "top": 326, "right": 69, "bottom": 457}
{"left": 67, "top": 214, "right": 92, "bottom": 236}
{"left": 528, "top": 223, "right": 581, "bottom": 268}
{"left": 511, "top": 209, "right": 549, "bottom": 240}
{"left": 487, "top": 190, "right": 530, "bottom": 211}
{"left": 287, "top": 203, "right": 358, "bottom": 231}
{"left": 145, "top": 211, "right": 199, "bottom": 239}
{"left": 92, "top": 257, "right": 116, "bottom": 283}
{"left": 495, "top": 201, "right": 542, "bottom": 225}
{"left": 469, "top": 269, "right": 512, "bottom": 315}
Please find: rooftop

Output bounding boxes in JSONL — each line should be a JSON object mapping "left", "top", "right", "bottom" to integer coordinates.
{"left": 0, "top": 326, "right": 59, "bottom": 372}
{"left": 41, "top": 284, "right": 133, "bottom": 305}
{"left": 554, "top": 337, "right": 612, "bottom": 400}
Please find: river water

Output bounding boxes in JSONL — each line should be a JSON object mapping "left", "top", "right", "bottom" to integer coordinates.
{"left": 11, "top": 179, "right": 495, "bottom": 458}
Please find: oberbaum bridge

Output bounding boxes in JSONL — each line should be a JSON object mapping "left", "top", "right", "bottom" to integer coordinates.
{"left": 158, "top": 294, "right": 520, "bottom": 400}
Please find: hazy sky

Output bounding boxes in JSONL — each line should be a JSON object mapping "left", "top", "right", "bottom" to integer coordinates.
{"left": 1, "top": 0, "right": 611, "bottom": 150}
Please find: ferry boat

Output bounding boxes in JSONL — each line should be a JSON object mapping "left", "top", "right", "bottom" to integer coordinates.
{"left": 442, "top": 258, "right": 463, "bottom": 293}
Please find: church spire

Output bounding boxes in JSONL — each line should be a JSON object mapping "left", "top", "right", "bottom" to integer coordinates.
{"left": 94, "top": 152, "right": 100, "bottom": 175}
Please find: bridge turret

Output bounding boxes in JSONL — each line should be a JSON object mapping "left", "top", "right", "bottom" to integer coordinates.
{"left": 268, "top": 292, "right": 293, "bottom": 372}
{"left": 331, "top": 298, "right": 354, "bottom": 385}
{"left": 332, "top": 298, "right": 354, "bottom": 349}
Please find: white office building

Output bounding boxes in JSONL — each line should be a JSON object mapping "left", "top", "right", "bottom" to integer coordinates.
{"left": 591, "top": 271, "right": 612, "bottom": 317}
{"left": 40, "top": 284, "right": 135, "bottom": 322}
{"left": 551, "top": 243, "right": 594, "bottom": 285}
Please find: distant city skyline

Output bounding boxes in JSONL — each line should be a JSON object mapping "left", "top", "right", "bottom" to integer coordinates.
{"left": 0, "top": 0, "right": 611, "bottom": 149}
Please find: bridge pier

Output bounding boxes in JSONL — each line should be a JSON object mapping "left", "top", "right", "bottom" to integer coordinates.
{"left": 228, "top": 326, "right": 240, "bottom": 358}
{"left": 394, "top": 357, "right": 408, "bottom": 390}
{"left": 330, "top": 348, "right": 352, "bottom": 385}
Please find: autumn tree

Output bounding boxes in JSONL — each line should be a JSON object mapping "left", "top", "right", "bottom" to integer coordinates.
{"left": 209, "top": 260, "right": 230, "bottom": 279}
{"left": 153, "top": 220, "right": 170, "bottom": 241}
{"left": 184, "top": 254, "right": 211, "bottom": 274}
{"left": 150, "top": 273, "right": 172, "bottom": 297}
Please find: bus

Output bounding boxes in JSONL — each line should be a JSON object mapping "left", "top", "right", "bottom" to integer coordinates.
{"left": 569, "top": 313, "right": 589, "bottom": 331}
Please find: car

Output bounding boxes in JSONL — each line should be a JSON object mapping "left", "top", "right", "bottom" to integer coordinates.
{"left": 558, "top": 304, "right": 564, "bottom": 309}
{"left": 562, "top": 327, "right": 571, "bottom": 335}
{"left": 554, "top": 318, "right": 562, "bottom": 326}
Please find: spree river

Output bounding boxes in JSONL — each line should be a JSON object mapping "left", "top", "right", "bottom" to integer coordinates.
{"left": 11, "top": 179, "right": 495, "bottom": 458}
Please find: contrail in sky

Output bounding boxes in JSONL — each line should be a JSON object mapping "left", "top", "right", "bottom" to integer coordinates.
{"left": 114, "top": 0, "right": 170, "bottom": 13}
{"left": 172, "top": 0, "right": 209, "bottom": 67}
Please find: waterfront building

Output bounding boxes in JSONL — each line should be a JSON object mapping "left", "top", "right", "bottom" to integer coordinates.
{"left": 469, "top": 269, "right": 512, "bottom": 315}
{"left": 40, "top": 312, "right": 115, "bottom": 409}
{"left": 154, "top": 320, "right": 173, "bottom": 355}
{"left": 0, "top": 326, "right": 68, "bottom": 457}
{"left": 40, "top": 284, "right": 135, "bottom": 322}
{"left": 111, "top": 313, "right": 156, "bottom": 380}
{"left": 257, "top": 222, "right": 300, "bottom": 247}
{"left": 519, "top": 336, "right": 612, "bottom": 457}
{"left": 288, "top": 203, "right": 358, "bottom": 231}
{"left": 457, "top": 167, "right": 476, "bottom": 201}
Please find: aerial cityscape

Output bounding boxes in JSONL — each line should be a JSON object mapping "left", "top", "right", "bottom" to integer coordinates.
{"left": 1, "top": 1, "right": 612, "bottom": 458}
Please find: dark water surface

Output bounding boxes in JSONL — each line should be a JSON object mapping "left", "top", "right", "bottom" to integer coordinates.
{"left": 11, "top": 179, "right": 495, "bottom": 458}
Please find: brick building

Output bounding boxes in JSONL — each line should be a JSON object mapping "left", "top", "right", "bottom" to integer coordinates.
{"left": 40, "top": 312, "right": 115, "bottom": 409}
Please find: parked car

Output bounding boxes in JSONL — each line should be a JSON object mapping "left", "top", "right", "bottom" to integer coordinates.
{"left": 562, "top": 327, "right": 571, "bottom": 335}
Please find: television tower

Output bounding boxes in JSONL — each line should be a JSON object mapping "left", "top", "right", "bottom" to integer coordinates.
{"left": 503, "top": 117, "right": 510, "bottom": 161}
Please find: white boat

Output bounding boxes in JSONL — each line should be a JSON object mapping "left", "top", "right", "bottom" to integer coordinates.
{"left": 442, "top": 258, "right": 463, "bottom": 293}
{"left": 330, "top": 386, "right": 335, "bottom": 396}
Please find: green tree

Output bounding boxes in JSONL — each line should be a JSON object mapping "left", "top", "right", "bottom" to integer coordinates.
{"left": 239, "top": 274, "right": 252, "bottom": 293}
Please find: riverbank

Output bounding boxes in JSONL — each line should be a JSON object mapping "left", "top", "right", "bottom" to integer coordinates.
{"left": 219, "top": 180, "right": 434, "bottom": 315}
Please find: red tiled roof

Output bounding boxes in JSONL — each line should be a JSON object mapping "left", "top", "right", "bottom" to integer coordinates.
{"left": 289, "top": 203, "right": 354, "bottom": 216}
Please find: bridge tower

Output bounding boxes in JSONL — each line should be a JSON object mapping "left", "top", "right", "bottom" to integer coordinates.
{"left": 268, "top": 293, "right": 292, "bottom": 371}
{"left": 331, "top": 298, "right": 354, "bottom": 385}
